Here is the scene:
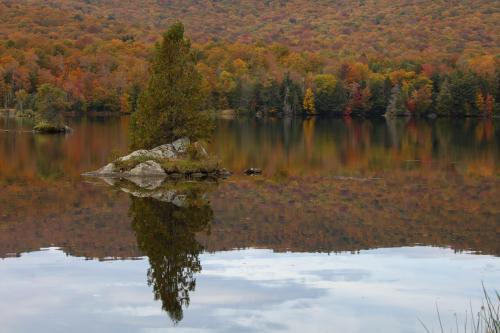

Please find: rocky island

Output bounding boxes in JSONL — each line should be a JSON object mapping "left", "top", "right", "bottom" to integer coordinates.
{"left": 83, "top": 137, "right": 230, "bottom": 183}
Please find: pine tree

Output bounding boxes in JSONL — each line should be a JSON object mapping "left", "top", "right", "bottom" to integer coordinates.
{"left": 281, "top": 73, "right": 303, "bottom": 115}
{"left": 436, "top": 79, "right": 453, "bottom": 116}
{"left": 33, "top": 84, "right": 68, "bottom": 130}
{"left": 130, "top": 22, "right": 213, "bottom": 150}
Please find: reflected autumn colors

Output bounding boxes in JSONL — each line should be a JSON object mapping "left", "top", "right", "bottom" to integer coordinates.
{"left": 129, "top": 183, "right": 213, "bottom": 322}
{"left": 211, "top": 117, "right": 499, "bottom": 176}
{"left": 0, "top": 116, "right": 499, "bottom": 252}
{"left": 1, "top": 115, "right": 499, "bottom": 325}
{"left": 0, "top": 116, "right": 129, "bottom": 181}
{"left": 1, "top": 115, "right": 499, "bottom": 179}
{"left": 0, "top": 115, "right": 499, "bottom": 258}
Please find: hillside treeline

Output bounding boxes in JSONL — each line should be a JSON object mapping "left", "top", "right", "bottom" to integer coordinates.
{"left": 0, "top": 0, "right": 499, "bottom": 116}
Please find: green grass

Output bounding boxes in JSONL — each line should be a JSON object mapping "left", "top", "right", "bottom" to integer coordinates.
{"left": 112, "top": 155, "right": 220, "bottom": 175}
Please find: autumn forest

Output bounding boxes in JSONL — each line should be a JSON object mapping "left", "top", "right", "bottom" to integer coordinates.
{"left": 0, "top": 0, "right": 499, "bottom": 117}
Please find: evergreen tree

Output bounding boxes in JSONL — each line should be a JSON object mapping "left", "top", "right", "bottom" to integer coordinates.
{"left": 330, "top": 81, "right": 349, "bottom": 114}
{"left": 33, "top": 84, "right": 69, "bottom": 130}
{"left": 130, "top": 22, "right": 213, "bottom": 150}
{"left": 313, "top": 74, "right": 349, "bottom": 115}
{"left": 368, "top": 75, "right": 389, "bottom": 115}
{"left": 436, "top": 72, "right": 478, "bottom": 116}
{"left": 313, "top": 74, "right": 336, "bottom": 114}
{"left": 129, "top": 185, "right": 212, "bottom": 323}
{"left": 281, "top": 73, "right": 303, "bottom": 115}
{"left": 436, "top": 79, "right": 453, "bottom": 116}
{"left": 127, "top": 84, "right": 141, "bottom": 113}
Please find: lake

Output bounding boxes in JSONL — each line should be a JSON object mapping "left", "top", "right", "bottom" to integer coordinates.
{"left": 0, "top": 115, "right": 499, "bottom": 333}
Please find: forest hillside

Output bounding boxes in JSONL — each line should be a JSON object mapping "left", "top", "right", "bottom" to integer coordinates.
{"left": 0, "top": 0, "right": 499, "bottom": 116}
{"left": 2, "top": 0, "right": 499, "bottom": 58}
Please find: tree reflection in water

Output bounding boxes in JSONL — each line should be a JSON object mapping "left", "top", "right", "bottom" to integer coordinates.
{"left": 129, "top": 183, "right": 213, "bottom": 323}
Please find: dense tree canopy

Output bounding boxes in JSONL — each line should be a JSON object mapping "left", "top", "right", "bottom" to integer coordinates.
{"left": 130, "top": 23, "right": 212, "bottom": 149}
{"left": 0, "top": 0, "right": 498, "bottom": 117}
{"left": 33, "top": 83, "right": 68, "bottom": 131}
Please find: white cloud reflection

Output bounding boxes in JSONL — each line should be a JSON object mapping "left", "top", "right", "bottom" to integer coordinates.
{"left": 0, "top": 247, "right": 498, "bottom": 333}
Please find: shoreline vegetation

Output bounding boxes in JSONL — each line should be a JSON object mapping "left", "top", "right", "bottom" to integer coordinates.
{"left": 2, "top": 107, "right": 500, "bottom": 121}
{"left": 32, "top": 121, "right": 71, "bottom": 133}
{"left": 2, "top": 63, "right": 499, "bottom": 120}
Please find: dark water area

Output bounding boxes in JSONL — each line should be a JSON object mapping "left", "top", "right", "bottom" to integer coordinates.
{"left": 0, "top": 115, "right": 499, "bottom": 333}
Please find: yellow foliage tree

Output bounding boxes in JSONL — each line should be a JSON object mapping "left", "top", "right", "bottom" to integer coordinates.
{"left": 303, "top": 88, "right": 315, "bottom": 114}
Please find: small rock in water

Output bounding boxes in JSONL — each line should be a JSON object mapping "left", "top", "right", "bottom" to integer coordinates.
{"left": 244, "top": 168, "right": 262, "bottom": 175}
{"left": 127, "top": 160, "right": 166, "bottom": 176}
{"left": 126, "top": 176, "right": 165, "bottom": 190}
{"left": 83, "top": 137, "right": 229, "bottom": 181}
{"left": 95, "top": 162, "right": 116, "bottom": 175}
{"left": 100, "top": 177, "right": 117, "bottom": 186}
{"left": 217, "top": 168, "right": 232, "bottom": 178}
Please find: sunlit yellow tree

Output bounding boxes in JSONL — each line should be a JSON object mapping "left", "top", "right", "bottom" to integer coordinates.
{"left": 303, "top": 88, "right": 315, "bottom": 114}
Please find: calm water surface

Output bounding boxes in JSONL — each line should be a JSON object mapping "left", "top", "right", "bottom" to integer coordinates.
{"left": 0, "top": 115, "right": 499, "bottom": 333}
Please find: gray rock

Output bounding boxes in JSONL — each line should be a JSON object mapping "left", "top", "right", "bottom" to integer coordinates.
{"left": 126, "top": 176, "right": 165, "bottom": 190}
{"left": 127, "top": 160, "right": 166, "bottom": 177}
{"left": 120, "top": 188, "right": 153, "bottom": 198}
{"left": 172, "top": 137, "right": 190, "bottom": 153}
{"left": 100, "top": 177, "right": 118, "bottom": 186}
{"left": 151, "top": 190, "right": 177, "bottom": 202}
{"left": 149, "top": 144, "right": 177, "bottom": 159}
{"left": 119, "top": 143, "right": 178, "bottom": 162}
{"left": 84, "top": 137, "right": 230, "bottom": 180}
{"left": 119, "top": 149, "right": 150, "bottom": 162}
{"left": 95, "top": 163, "right": 117, "bottom": 175}
{"left": 172, "top": 194, "right": 187, "bottom": 207}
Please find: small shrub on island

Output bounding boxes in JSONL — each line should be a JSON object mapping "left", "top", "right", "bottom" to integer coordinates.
{"left": 33, "top": 84, "right": 70, "bottom": 133}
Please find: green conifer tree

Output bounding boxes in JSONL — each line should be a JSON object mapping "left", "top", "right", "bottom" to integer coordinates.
{"left": 436, "top": 79, "right": 453, "bottom": 116}
{"left": 130, "top": 22, "right": 213, "bottom": 149}
{"left": 33, "top": 84, "right": 69, "bottom": 131}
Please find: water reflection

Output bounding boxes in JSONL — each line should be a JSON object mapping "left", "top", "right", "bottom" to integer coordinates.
{"left": 0, "top": 115, "right": 499, "bottom": 331}
{"left": 129, "top": 183, "right": 213, "bottom": 322}
{"left": 0, "top": 116, "right": 129, "bottom": 181}
{"left": 211, "top": 117, "right": 499, "bottom": 176}
{"left": 0, "top": 116, "right": 499, "bottom": 260}
{"left": 1, "top": 116, "right": 499, "bottom": 180}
